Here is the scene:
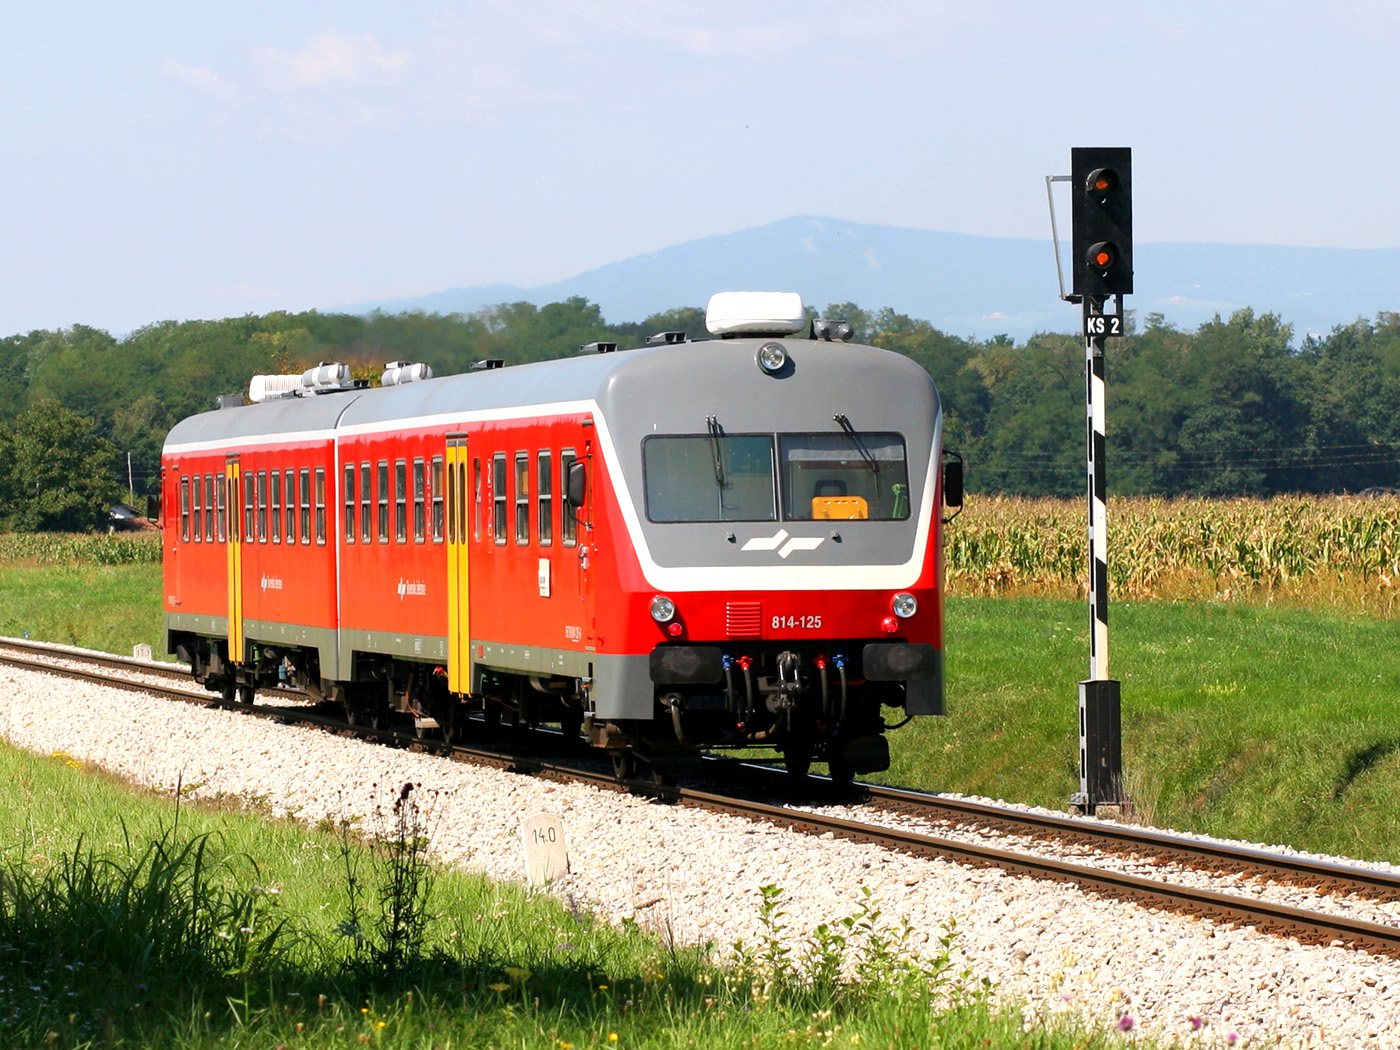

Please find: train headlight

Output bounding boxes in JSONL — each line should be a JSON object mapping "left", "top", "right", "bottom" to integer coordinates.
{"left": 650, "top": 595, "right": 677, "bottom": 623}
{"left": 756, "top": 342, "right": 788, "bottom": 374}
{"left": 892, "top": 592, "right": 918, "bottom": 618}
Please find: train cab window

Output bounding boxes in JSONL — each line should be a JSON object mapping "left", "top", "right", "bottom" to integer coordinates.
{"left": 215, "top": 476, "right": 226, "bottom": 543}
{"left": 643, "top": 435, "right": 777, "bottom": 523}
{"left": 180, "top": 477, "right": 190, "bottom": 543}
{"left": 360, "top": 462, "right": 372, "bottom": 543}
{"left": 315, "top": 468, "right": 326, "bottom": 545}
{"left": 394, "top": 459, "right": 407, "bottom": 543}
{"left": 343, "top": 464, "right": 355, "bottom": 545}
{"left": 537, "top": 451, "right": 553, "bottom": 546}
{"left": 514, "top": 452, "right": 530, "bottom": 545}
{"left": 299, "top": 468, "right": 311, "bottom": 545}
{"left": 270, "top": 471, "right": 282, "bottom": 543}
{"left": 413, "top": 458, "right": 426, "bottom": 544}
{"left": 431, "top": 456, "right": 444, "bottom": 543}
{"left": 192, "top": 477, "right": 202, "bottom": 542}
{"left": 257, "top": 471, "right": 269, "bottom": 542}
{"left": 377, "top": 461, "right": 389, "bottom": 543}
{"left": 778, "top": 432, "right": 910, "bottom": 521}
{"left": 560, "top": 450, "right": 577, "bottom": 547}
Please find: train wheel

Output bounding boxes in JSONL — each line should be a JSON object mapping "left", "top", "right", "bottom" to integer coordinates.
{"left": 826, "top": 756, "right": 854, "bottom": 786}
{"left": 343, "top": 702, "right": 360, "bottom": 727}
{"left": 610, "top": 750, "right": 638, "bottom": 781}
{"left": 236, "top": 683, "right": 255, "bottom": 707}
{"left": 219, "top": 681, "right": 236, "bottom": 706}
{"left": 785, "top": 750, "right": 813, "bottom": 779}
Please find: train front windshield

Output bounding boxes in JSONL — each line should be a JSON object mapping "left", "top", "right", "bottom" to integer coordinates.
{"left": 643, "top": 432, "right": 910, "bottom": 523}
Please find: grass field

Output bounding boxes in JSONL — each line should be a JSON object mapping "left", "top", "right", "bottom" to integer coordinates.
{"left": 0, "top": 745, "right": 1097, "bottom": 1050}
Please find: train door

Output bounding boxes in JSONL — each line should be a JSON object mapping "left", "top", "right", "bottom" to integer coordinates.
{"left": 225, "top": 456, "right": 244, "bottom": 664}
{"left": 446, "top": 436, "right": 471, "bottom": 694}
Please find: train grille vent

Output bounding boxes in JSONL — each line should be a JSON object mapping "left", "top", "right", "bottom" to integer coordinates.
{"left": 725, "top": 601, "right": 764, "bottom": 638}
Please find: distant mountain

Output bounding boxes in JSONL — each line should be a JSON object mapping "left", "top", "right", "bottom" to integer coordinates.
{"left": 337, "top": 216, "right": 1400, "bottom": 344}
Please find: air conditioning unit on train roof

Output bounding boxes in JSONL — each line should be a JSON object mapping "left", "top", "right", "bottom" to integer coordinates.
{"left": 705, "top": 291, "right": 807, "bottom": 337}
{"left": 248, "top": 374, "right": 302, "bottom": 403}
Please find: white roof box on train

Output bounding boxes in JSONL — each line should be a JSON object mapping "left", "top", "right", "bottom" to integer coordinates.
{"left": 705, "top": 291, "right": 807, "bottom": 336}
{"left": 247, "top": 374, "right": 302, "bottom": 403}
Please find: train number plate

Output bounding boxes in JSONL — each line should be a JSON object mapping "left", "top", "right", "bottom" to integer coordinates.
{"left": 771, "top": 614, "right": 823, "bottom": 630}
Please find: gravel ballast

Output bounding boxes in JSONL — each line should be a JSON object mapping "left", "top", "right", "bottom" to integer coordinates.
{"left": 2, "top": 663, "right": 1397, "bottom": 1048}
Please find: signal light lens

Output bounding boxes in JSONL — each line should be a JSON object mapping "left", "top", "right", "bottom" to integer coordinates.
{"left": 1085, "top": 167, "right": 1119, "bottom": 200}
{"left": 1087, "top": 241, "right": 1117, "bottom": 271}
{"left": 756, "top": 342, "right": 788, "bottom": 374}
{"left": 881, "top": 616, "right": 899, "bottom": 634}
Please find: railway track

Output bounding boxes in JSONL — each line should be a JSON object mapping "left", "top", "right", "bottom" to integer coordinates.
{"left": 6, "top": 634, "right": 1400, "bottom": 958}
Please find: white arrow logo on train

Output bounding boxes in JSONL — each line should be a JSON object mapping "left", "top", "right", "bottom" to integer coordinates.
{"left": 741, "top": 529, "right": 824, "bottom": 559}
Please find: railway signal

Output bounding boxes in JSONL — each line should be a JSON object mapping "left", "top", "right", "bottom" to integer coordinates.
{"left": 1047, "top": 147, "right": 1133, "bottom": 818}
{"left": 1071, "top": 147, "right": 1133, "bottom": 297}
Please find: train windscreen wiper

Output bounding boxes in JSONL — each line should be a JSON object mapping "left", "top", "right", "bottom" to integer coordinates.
{"left": 705, "top": 415, "right": 727, "bottom": 490}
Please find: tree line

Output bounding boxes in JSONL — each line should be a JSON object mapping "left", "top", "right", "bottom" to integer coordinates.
{"left": 2, "top": 297, "right": 1399, "bottom": 531}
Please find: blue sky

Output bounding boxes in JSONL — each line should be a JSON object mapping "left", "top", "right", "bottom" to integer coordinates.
{"left": 3, "top": 1, "right": 1397, "bottom": 335}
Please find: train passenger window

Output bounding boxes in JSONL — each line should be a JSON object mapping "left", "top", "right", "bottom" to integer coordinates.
{"left": 271, "top": 471, "right": 282, "bottom": 543}
{"left": 192, "top": 477, "right": 202, "bottom": 542}
{"left": 514, "top": 453, "right": 529, "bottom": 545}
{"left": 360, "top": 462, "right": 372, "bottom": 543}
{"left": 315, "top": 468, "right": 326, "bottom": 545}
{"left": 284, "top": 472, "right": 296, "bottom": 543}
{"left": 300, "top": 467, "right": 311, "bottom": 545}
{"left": 492, "top": 453, "right": 507, "bottom": 545}
{"left": 204, "top": 475, "right": 215, "bottom": 542}
{"left": 343, "top": 464, "right": 355, "bottom": 545}
{"left": 537, "top": 451, "right": 553, "bottom": 547}
{"left": 215, "top": 476, "right": 226, "bottom": 543}
{"left": 377, "top": 461, "right": 389, "bottom": 543}
{"left": 257, "top": 471, "right": 269, "bottom": 542}
{"left": 431, "top": 456, "right": 444, "bottom": 543}
{"left": 643, "top": 435, "right": 777, "bottom": 523}
{"left": 473, "top": 458, "right": 482, "bottom": 542}
{"left": 180, "top": 477, "right": 190, "bottom": 543}
{"left": 394, "top": 459, "right": 407, "bottom": 543}
{"left": 413, "top": 458, "right": 426, "bottom": 544}
{"left": 778, "top": 432, "right": 910, "bottom": 521}
{"left": 561, "top": 450, "right": 577, "bottom": 547}
{"left": 244, "top": 477, "right": 255, "bottom": 542}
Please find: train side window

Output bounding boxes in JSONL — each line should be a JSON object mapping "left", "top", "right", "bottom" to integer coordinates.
{"left": 537, "top": 451, "right": 553, "bottom": 546}
{"left": 377, "top": 461, "right": 389, "bottom": 543}
{"left": 284, "top": 471, "right": 296, "bottom": 543}
{"left": 343, "top": 463, "right": 355, "bottom": 545}
{"left": 514, "top": 452, "right": 529, "bottom": 545}
{"left": 360, "top": 461, "right": 372, "bottom": 543}
{"left": 413, "top": 458, "right": 426, "bottom": 544}
{"left": 192, "top": 476, "right": 202, "bottom": 542}
{"left": 244, "top": 475, "right": 255, "bottom": 542}
{"left": 492, "top": 453, "right": 507, "bottom": 545}
{"left": 270, "top": 471, "right": 282, "bottom": 543}
{"left": 431, "top": 456, "right": 444, "bottom": 543}
{"left": 395, "top": 459, "right": 408, "bottom": 543}
{"left": 561, "top": 449, "right": 577, "bottom": 547}
{"left": 216, "top": 476, "right": 226, "bottom": 543}
{"left": 473, "top": 458, "right": 482, "bottom": 542}
{"left": 299, "top": 467, "right": 311, "bottom": 545}
{"left": 257, "top": 471, "right": 269, "bottom": 542}
{"left": 180, "top": 477, "right": 190, "bottom": 543}
{"left": 315, "top": 468, "right": 326, "bottom": 545}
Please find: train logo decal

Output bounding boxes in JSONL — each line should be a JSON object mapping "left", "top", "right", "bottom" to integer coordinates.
{"left": 740, "top": 529, "right": 825, "bottom": 559}
{"left": 259, "top": 575, "right": 283, "bottom": 591}
{"left": 396, "top": 579, "right": 427, "bottom": 599}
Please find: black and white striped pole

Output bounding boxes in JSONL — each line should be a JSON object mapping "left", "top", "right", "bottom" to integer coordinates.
{"left": 1051, "top": 147, "right": 1133, "bottom": 817}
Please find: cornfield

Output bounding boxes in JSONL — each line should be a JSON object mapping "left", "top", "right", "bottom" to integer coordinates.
{"left": 0, "top": 532, "right": 162, "bottom": 566}
{"left": 945, "top": 495, "right": 1400, "bottom": 615}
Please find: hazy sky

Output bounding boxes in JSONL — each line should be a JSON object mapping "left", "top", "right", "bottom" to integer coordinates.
{"left": 4, "top": 1, "right": 1397, "bottom": 335}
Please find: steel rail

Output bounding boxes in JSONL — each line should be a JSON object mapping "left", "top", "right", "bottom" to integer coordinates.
{"left": 5, "top": 643, "right": 1400, "bottom": 957}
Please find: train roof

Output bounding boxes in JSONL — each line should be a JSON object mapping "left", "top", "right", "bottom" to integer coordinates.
{"left": 164, "top": 335, "right": 939, "bottom": 452}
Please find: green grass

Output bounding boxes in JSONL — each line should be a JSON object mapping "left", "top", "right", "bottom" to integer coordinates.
{"left": 0, "top": 561, "right": 164, "bottom": 655}
{"left": 890, "top": 596, "right": 1400, "bottom": 862}
{"left": 0, "top": 746, "right": 1120, "bottom": 1050}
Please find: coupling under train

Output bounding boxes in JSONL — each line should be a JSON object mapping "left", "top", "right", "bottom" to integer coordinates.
{"left": 160, "top": 291, "right": 962, "bottom": 780}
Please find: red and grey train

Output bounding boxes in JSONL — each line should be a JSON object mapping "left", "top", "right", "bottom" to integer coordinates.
{"left": 161, "top": 292, "right": 961, "bottom": 780}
